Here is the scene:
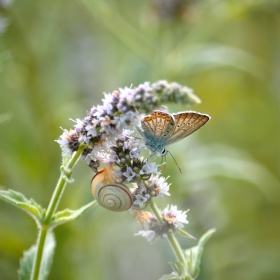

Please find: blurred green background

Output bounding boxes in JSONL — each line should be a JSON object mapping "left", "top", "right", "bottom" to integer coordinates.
{"left": 0, "top": 0, "right": 280, "bottom": 279}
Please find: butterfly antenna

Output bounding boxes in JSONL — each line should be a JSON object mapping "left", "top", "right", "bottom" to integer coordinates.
{"left": 167, "top": 151, "right": 182, "bottom": 173}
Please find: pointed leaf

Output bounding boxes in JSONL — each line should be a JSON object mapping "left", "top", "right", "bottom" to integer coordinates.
{"left": 0, "top": 189, "right": 44, "bottom": 224}
{"left": 177, "top": 228, "right": 196, "bottom": 240}
{"left": 18, "top": 243, "right": 36, "bottom": 280}
{"left": 184, "top": 228, "right": 216, "bottom": 278}
{"left": 50, "top": 201, "right": 97, "bottom": 228}
{"left": 18, "top": 232, "right": 56, "bottom": 280}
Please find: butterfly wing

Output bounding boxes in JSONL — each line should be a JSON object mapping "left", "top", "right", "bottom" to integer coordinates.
{"left": 141, "top": 111, "right": 175, "bottom": 152}
{"left": 164, "top": 111, "right": 210, "bottom": 146}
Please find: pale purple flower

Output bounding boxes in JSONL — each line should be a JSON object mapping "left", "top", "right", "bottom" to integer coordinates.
{"left": 136, "top": 230, "right": 156, "bottom": 243}
{"left": 85, "top": 118, "right": 99, "bottom": 137}
{"left": 109, "top": 151, "right": 119, "bottom": 163}
{"left": 93, "top": 105, "right": 106, "bottom": 118}
{"left": 162, "top": 205, "right": 189, "bottom": 229}
{"left": 72, "top": 118, "right": 85, "bottom": 132}
{"left": 78, "top": 134, "right": 88, "bottom": 144}
{"left": 99, "top": 117, "right": 117, "bottom": 136}
{"left": 85, "top": 124, "right": 98, "bottom": 137}
{"left": 122, "top": 129, "right": 133, "bottom": 137}
{"left": 90, "top": 151, "right": 110, "bottom": 164}
{"left": 56, "top": 130, "right": 69, "bottom": 147}
{"left": 119, "top": 87, "right": 135, "bottom": 103}
{"left": 135, "top": 81, "right": 150, "bottom": 92}
{"left": 148, "top": 174, "right": 170, "bottom": 198}
{"left": 114, "top": 111, "right": 137, "bottom": 130}
{"left": 129, "top": 148, "right": 140, "bottom": 159}
{"left": 140, "top": 162, "right": 158, "bottom": 175}
{"left": 55, "top": 129, "right": 78, "bottom": 157}
{"left": 123, "top": 166, "right": 136, "bottom": 181}
{"left": 133, "top": 193, "right": 148, "bottom": 207}
{"left": 102, "top": 93, "right": 115, "bottom": 114}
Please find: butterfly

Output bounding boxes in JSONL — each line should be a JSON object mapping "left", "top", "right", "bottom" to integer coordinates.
{"left": 137, "top": 110, "right": 210, "bottom": 156}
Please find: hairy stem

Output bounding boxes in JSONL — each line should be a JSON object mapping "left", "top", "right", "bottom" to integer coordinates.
{"left": 31, "top": 226, "right": 48, "bottom": 280}
{"left": 44, "top": 144, "right": 86, "bottom": 223}
{"left": 31, "top": 144, "right": 85, "bottom": 280}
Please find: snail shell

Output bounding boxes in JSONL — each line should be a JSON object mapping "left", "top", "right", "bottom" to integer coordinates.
{"left": 91, "top": 166, "right": 133, "bottom": 212}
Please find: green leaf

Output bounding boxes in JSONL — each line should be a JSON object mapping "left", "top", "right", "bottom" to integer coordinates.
{"left": 18, "top": 244, "right": 36, "bottom": 280}
{"left": 177, "top": 228, "right": 196, "bottom": 240}
{"left": 50, "top": 201, "right": 97, "bottom": 228}
{"left": 0, "top": 189, "right": 44, "bottom": 225}
{"left": 184, "top": 228, "right": 216, "bottom": 279}
{"left": 18, "top": 232, "right": 56, "bottom": 280}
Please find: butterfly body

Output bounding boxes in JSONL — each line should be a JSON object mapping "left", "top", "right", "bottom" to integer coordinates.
{"left": 138, "top": 111, "right": 210, "bottom": 156}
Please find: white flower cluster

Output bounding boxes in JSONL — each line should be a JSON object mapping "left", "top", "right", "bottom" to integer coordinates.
{"left": 136, "top": 205, "right": 189, "bottom": 243}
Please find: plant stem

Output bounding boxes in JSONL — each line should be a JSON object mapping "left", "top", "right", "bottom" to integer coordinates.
{"left": 166, "top": 230, "right": 186, "bottom": 264}
{"left": 149, "top": 199, "right": 186, "bottom": 264}
{"left": 31, "top": 226, "right": 48, "bottom": 280}
{"left": 31, "top": 144, "right": 85, "bottom": 280}
{"left": 45, "top": 144, "right": 86, "bottom": 223}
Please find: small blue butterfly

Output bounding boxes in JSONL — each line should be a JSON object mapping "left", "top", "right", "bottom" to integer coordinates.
{"left": 137, "top": 110, "right": 210, "bottom": 156}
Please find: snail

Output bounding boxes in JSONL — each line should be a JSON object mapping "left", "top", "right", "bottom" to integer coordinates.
{"left": 91, "top": 166, "right": 133, "bottom": 212}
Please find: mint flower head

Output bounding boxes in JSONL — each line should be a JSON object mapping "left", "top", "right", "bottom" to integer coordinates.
{"left": 56, "top": 80, "right": 200, "bottom": 159}
{"left": 56, "top": 81, "right": 202, "bottom": 212}
{"left": 135, "top": 205, "right": 189, "bottom": 243}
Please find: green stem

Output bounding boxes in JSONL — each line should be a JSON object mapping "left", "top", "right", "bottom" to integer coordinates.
{"left": 149, "top": 199, "right": 186, "bottom": 264}
{"left": 31, "top": 144, "right": 85, "bottom": 280}
{"left": 31, "top": 226, "right": 48, "bottom": 280}
{"left": 45, "top": 144, "right": 86, "bottom": 223}
{"left": 166, "top": 231, "right": 186, "bottom": 264}
{"left": 149, "top": 198, "right": 163, "bottom": 223}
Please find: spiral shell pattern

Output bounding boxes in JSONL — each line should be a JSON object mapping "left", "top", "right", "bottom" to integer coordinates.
{"left": 91, "top": 166, "right": 133, "bottom": 212}
{"left": 94, "top": 183, "right": 133, "bottom": 212}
